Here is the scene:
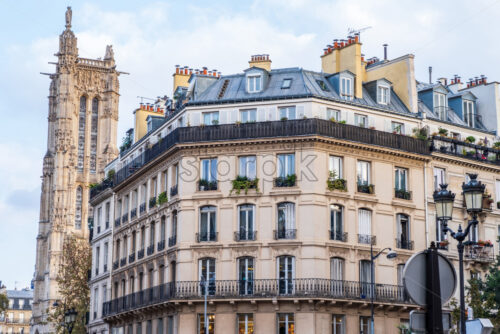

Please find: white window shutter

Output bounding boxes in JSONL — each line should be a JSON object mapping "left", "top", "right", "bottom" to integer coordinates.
{"left": 368, "top": 116, "right": 375, "bottom": 128}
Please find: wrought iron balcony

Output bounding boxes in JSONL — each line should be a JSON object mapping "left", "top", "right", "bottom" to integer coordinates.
{"left": 102, "top": 278, "right": 412, "bottom": 317}
{"left": 274, "top": 175, "right": 296, "bottom": 187}
{"left": 431, "top": 135, "right": 500, "bottom": 166}
{"left": 170, "top": 185, "right": 178, "bottom": 197}
{"left": 138, "top": 248, "right": 145, "bottom": 259}
{"left": 112, "top": 260, "right": 119, "bottom": 270}
{"left": 122, "top": 213, "right": 128, "bottom": 223}
{"left": 274, "top": 229, "right": 296, "bottom": 240}
{"left": 196, "top": 231, "right": 218, "bottom": 242}
{"left": 129, "top": 253, "right": 135, "bottom": 264}
{"left": 120, "top": 257, "right": 126, "bottom": 267}
{"left": 147, "top": 244, "right": 155, "bottom": 255}
{"left": 358, "top": 234, "right": 376, "bottom": 245}
{"left": 234, "top": 230, "right": 257, "bottom": 241}
{"left": 90, "top": 178, "right": 113, "bottom": 199}
{"left": 329, "top": 230, "right": 348, "bottom": 242}
{"left": 168, "top": 235, "right": 177, "bottom": 247}
{"left": 395, "top": 188, "right": 412, "bottom": 200}
{"left": 198, "top": 180, "right": 218, "bottom": 191}
{"left": 396, "top": 238, "right": 414, "bottom": 250}
{"left": 97, "top": 225, "right": 101, "bottom": 234}
{"left": 113, "top": 119, "right": 429, "bottom": 187}
{"left": 157, "top": 240, "right": 165, "bottom": 251}
{"left": 149, "top": 197, "right": 157, "bottom": 209}
{"left": 139, "top": 202, "right": 146, "bottom": 215}
{"left": 464, "top": 243, "right": 495, "bottom": 263}
{"left": 130, "top": 208, "right": 137, "bottom": 219}
{"left": 114, "top": 218, "right": 121, "bottom": 228}
{"left": 357, "top": 183, "right": 375, "bottom": 194}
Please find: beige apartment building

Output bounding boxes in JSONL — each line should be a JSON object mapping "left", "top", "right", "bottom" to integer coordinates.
{"left": 0, "top": 288, "right": 33, "bottom": 334}
{"left": 87, "top": 35, "right": 500, "bottom": 334}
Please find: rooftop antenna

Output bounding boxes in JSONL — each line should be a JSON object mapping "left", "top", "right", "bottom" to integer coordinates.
{"left": 136, "top": 96, "right": 156, "bottom": 104}
{"left": 347, "top": 26, "right": 372, "bottom": 42}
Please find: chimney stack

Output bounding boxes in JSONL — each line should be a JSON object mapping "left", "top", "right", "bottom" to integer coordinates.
{"left": 428, "top": 66, "right": 432, "bottom": 84}
{"left": 383, "top": 44, "right": 388, "bottom": 61}
{"left": 248, "top": 54, "right": 272, "bottom": 71}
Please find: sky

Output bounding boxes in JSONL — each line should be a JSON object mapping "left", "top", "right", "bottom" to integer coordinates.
{"left": 1, "top": 0, "right": 500, "bottom": 290}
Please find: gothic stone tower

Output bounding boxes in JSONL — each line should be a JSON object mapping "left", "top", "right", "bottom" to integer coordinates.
{"left": 31, "top": 7, "right": 120, "bottom": 333}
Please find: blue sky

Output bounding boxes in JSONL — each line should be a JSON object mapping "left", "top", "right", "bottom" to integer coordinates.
{"left": 1, "top": 0, "right": 500, "bottom": 290}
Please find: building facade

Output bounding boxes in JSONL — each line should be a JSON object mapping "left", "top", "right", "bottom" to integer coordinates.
{"left": 31, "top": 7, "right": 120, "bottom": 334}
{"left": 0, "top": 289, "right": 33, "bottom": 334}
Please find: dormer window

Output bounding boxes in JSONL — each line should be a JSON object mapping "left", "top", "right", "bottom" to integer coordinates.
{"left": 434, "top": 92, "right": 447, "bottom": 121}
{"left": 282, "top": 78, "right": 292, "bottom": 89}
{"left": 340, "top": 77, "right": 353, "bottom": 100}
{"left": 377, "top": 85, "right": 390, "bottom": 105}
{"left": 463, "top": 100, "right": 475, "bottom": 127}
{"left": 247, "top": 75, "right": 262, "bottom": 93}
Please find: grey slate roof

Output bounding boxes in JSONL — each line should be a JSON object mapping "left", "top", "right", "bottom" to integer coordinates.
{"left": 192, "top": 67, "right": 413, "bottom": 116}
{"left": 6, "top": 289, "right": 33, "bottom": 299}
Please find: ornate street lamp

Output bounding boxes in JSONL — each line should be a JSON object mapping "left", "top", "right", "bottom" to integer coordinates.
{"left": 64, "top": 308, "right": 77, "bottom": 334}
{"left": 370, "top": 246, "right": 397, "bottom": 334}
{"left": 434, "top": 174, "right": 485, "bottom": 334}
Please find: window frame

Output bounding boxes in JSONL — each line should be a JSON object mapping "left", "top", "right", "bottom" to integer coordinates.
{"left": 329, "top": 156, "right": 343, "bottom": 179}
{"left": 237, "top": 313, "right": 254, "bottom": 334}
{"left": 395, "top": 167, "right": 408, "bottom": 191}
{"left": 281, "top": 78, "right": 292, "bottom": 89}
{"left": 247, "top": 75, "right": 262, "bottom": 93}
{"left": 199, "top": 206, "right": 217, "bottom": 241}
{"left": 200, "top": 158, "right": 217, "bottom": 182}
{"left": 240, "top": 109, "right": 257, "bottom": 123}
{"left": 278, "top": 106, "right": 297, "bottom": 120}
{"left": 327, "top": 108, "right": 340, "bottom": 121}
{"left": 202, "top": 111, "right": 219, "bottom": 125}
{"left": 377, "top": 85, "right": 390, "bottom": 105}
{"left": 340, "top": 77, "right": 353, "bottom": 100}
{"left": 354, "top": 114, "right": 367, "bottom": 128}
{"left": 357, "top": 161, "right": 371, "bottom": 185}
{"left": 277, "top": 313, "right": 295, "bottom": 334}
{"left": 277, "top": 153, "right": 295, "bottom": 178}
{"left": 238, "top": 156, "right": 257, "bottom": 179}
{"left": 332, "top": 314, "right": 346, "bottom": 334}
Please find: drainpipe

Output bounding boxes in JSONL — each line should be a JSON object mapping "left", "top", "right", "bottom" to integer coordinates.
{"left": 423, "top": 161, "right": 430, "bottom": 247}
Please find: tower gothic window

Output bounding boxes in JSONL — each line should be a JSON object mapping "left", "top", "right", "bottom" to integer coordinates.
{"left": 75, "top": 186, "right": 83, "bottom": 229}
{"left": 90, "top": 98, "right": 99, "bottom": 173}
{"left": 77, "top": 96, "right": 87, "bottom": 171}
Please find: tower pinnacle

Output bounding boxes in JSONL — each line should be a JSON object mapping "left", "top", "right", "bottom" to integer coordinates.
{"left": 65, "top": 6, "right": 72, "bottom": 29}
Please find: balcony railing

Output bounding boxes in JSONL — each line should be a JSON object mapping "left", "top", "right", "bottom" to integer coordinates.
{"left": 120, "top": 257, "right": 126, "bottom": 267}
{"left": 112, "top": 260, "right": 119, "bottom": 270}
{"left": 129, "top": 253, "right": 136, "bottom": 264}
{"left": 149, "top": 197, "right": 157, "bottom": 209}
{"left": 114, "top": 218, "right": 121, "bottom": 228}
{"left": 196, "top": 231, "right": 218, "bottom": 242}
{"left": 170, "top": 185, "right": 178, "bottom": 197}
{"left": 198, "top": 180, "right": 218, "bottom": 191}
{"left": 102, "top": 278, "right": 412, "bottom": 317}
{"left": 274, "top": 175, "right": 296, "bottom": 187}
{"left": 274, "top": 229, "right": 296, "bottom": 240}
{"left": 431, "top": 135, "right": 500, "bottom": 166}
{"left": 112, "top": 119, "right": 429, "bottom": 187}
{"left": 147, "top": 244, "right": 155, "bottom": 255}
{"left": 464, "top": 244, "right": 495, "bottom": 263}
{"left": 90, "top": 178, "right": 113, "bottom": 199}
{"left": 234, "top": 230, "right": 257, "bottom": 241}
{"left": 395, "top": 189, "right": 412, "bottom": 200}
{"left": 139, "top": 202, "right": 146, "bottom": 215}
{"left": 168, "top": 235, "right": 177, "bottom": 247}
{"left": 122, "top": 213, "right": 128, "bottom": 224}
{"left": 157, "top": 240, "right": 165, "bottom": 251}
{"left": 130, "top": 208, "right": 137, "bottom": 219}
{"left": 358, "top": 234, "right": 376, "bottom": 245}
{"left": 329, "top": 230, "right": 348, "bottom": 242}
{"left": 138, "top": 248, "right": 145, "bottom": 260}
{"left": 396, "top": 238, "right": 414, "bottom": 250}
{"left": 357, "top": 183, "right": 375, "bottom": 194}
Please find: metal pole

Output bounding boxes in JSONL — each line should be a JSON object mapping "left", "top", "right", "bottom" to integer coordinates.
{"left": 458, "top": 241, "right": 465, "bottom": 334}
{"left": 370, "top": 241, "right": 374, "bottom": 334}
{"left": 204, "top": 278, "right": 208, "bottom": 334}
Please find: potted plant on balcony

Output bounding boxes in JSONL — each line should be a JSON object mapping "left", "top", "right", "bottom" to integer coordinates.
{"left": 494, "top": 141, "right": 500, "bottom": 149}
{"left": 230, "top": 176, "right": 259, "bottom": 194}
{"left": 438, "top": 127, "right": 448, "bottom": 137}
{"left": 484, "top": 240, "right": 493, "bottom": 247}
{"left": 280, "top": 117, "right": 288, "bottom": 121}
{"left": 157, "top": 191, "right": 168, "bottom": 205}
{"left": 327, "top": 171, "right": 347, "bottom": 191}
{"left": 497, "top": 201, "right": 500, "bottom": 209}
{"left": 465, "top": 136, "right": 476, "bottom": 144}
{"left": 477, "top": 240, "right": 485, "bottom": 247}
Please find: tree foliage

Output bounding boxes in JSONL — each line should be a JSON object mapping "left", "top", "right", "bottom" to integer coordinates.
{"left": 0, "top": 293, "right": 8, "bottom": 313}
{"left": 47, "top": 234, "right": 91, "bottom": 334}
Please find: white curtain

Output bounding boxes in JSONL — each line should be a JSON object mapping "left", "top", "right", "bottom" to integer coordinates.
{"left": 330, "top": 258, "right": 344, "bottom": 280}
{"left": 285, "top": 203, "right": 295, "bottom": 229}
{"left": 358, "top": 209, "right": 371, "bottom": 236}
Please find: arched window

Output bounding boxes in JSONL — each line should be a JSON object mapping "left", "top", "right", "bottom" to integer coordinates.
{"left": 77, "top": 96, "right": 87, "bottom": 171}
{"left": 330, "top": 204, "right": 344, "bottom": 241}
{"left": 237, "top": 204, "right": 255, "bottom": 241}
{"left": 358, "top": 208, "right": 372, "bottom": 244}
{"left": 396, "top": 214, "right": 412, "bottom": 249}
{"left": 237, "top": 257, "right": 254, "bottom": 295}
{"left": 199, "top": 206, "right": 216, "bottom": 242}
{"left": 75, "top": 186, "right": 82, "bottom": 229}
{"left": 89, "top": 98, "right": 98, "bottom": 173}
{"left": 276, "top": 202, "right": 295, "bottom": 240}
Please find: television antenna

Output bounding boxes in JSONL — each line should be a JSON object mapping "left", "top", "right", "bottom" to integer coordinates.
{"left": 136, "top": 96, "right": 156, "bottom": 104}
{"left": 347, "top": 26, "right": 372, "bottom": 41}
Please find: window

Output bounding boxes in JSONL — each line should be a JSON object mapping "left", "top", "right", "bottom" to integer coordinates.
{"left": 105, "top": 202, "right": 110, "bottom": 228}
{"left": 359, "top": 261, "right": 373, "bottom": 298}
{"left": 281, "top": 78, "right": 292, "bottom": 89}
{"left": 395, "top": 167, "right": 408, "bottom": 191}
{"left": 90, "top": 98, "right": 99, "bottom": 173}
{"left": 358, "top": 209, "right": 372, "bottom": 244}
{"left": 332, "top": 315, "right": 345, "bottom": 334}
{"left": 397, "top": 264, "right": 405, "bottom": 286}
{"left": 330, "top": 257, "right": 344, "bottom": 296}
{"left": 327, "top": 108, "right": 340, "bottom": 121}
{"left": 160, "top": 216, "right": 166, "bottom": 242}
{"left": 203, "top": 111, "right": 219, "bottom": 125}
{"left": 469, "top": 223, "right": 478, "bottom": 243}
{"left": 340, "top": 77, "right": 353, "bottom": 100}
{"left": 277, "top": 313, "right": 295, "bottom": 334}
{"left": 199, "top": 258, "right": 216, "bottom": 296}
{"left": 357, "top": 161, "right": 370, "bottom": 185}
{"left": 330, "top": 205, "right": 344, "bottom": 241}
{"left": 360, "top": 316, "right": 371, "bottom": 334}
{"left": 198, "top": 314, "right": 215, "bottom": 334}
{"left": 277, "top": 202, "right": 295, "bottom": 239}
{"left": 238, "top": 257, "right": 254, "bottom": 295}
{"left": 97, "top": 207, "right": 102, "bottom": 231}
{"left": 277, "top": 256, "right": 295, "bottom": 294}
{"left": 141, "top": 226, "right": 146, "bottom": 249}
{"left": 277, "top": 154, "right": 295, "bottom": 178}
{"left": 75, "top": 186, "right": 83, "bottom": 229}
{"left": 238, "top": 204, "right": 255, "bottom": 241}
{"left": 95, "top": 246, "right": 100, "bottom": 274}
{"left": 434, "top": 92, "right": 447, "bottom": 120}
{"left": 201, "top": 158, "right": 217, "bottom": 182}
{"left": 433, "top": 168, "right": 446, "bottom": 190}
{"left": 240, "top": 109, "right": 257, "bottom": 123}
{"left": 167, "top": 315, "right": 174, "bottom": 334}
{"left": 147, "top": 320, "right": 152, "bottom": 334}
{"left": 436, "top": 218, "right": 447, "bottom": 242}
{"left": 137, "top": 322, "right": 142, "bottom": 334}
{"left": 329, "top": 156, "right": 343, "bottom": 179}
{"left": 199, "top": 206, "right": 217, "bottom": 241}
{"left": 279, "top": 106, "right": 296, "bottom": 120}
{"left": 171, "top": 210, "right": 178, "bottom": 239}
{"left": 239, "top": 156, "right": 256, "bottom": 179}
{"left": 316, "top": 79, "right": 330, "bottom": 91}
{"left": 93, "top": 287, "right": 98, "bottom": 318}
{"left": 77, "top": 96, "right": 87, "bottom": 171}
{"left": 149, "top": 222, "right": 155, "bottom": 246}
{"left": 397, "top": 214, "right": 411, "bottom": 249}
{"left": 391, "top": 121, "right": 404, "bottom": 134}
{"left": 354, "top": 114, "right": 367, "bottom": 128}
{"left": 463, "top": 100, "right": 475, "bottom": 127}
{"left": 247, "top": 75, "right": 262, "bottom": 93}
{"left": 377, "top": 85, "right": 390, "bottom": 105}
{"left": 238, "top": 314, "right": 254, "bottom": 334}
{"left": 157, "top": 318, "right": 163, "bottom": 334}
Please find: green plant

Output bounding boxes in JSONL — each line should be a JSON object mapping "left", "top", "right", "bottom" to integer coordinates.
{"left": 465, "top": 135, "right": 476, "bottom": 143}
{"left": 157, "top": 191, "right": 168, "bottom": 205}
{"left": 119, "top": 133, "right": 133, "bottom": 153}
{"left": 329, "top": 117, "right": 337, "bottom": 123}
{"left": 212, "top": 120, "right": 219, "bottom": 125}
{"left": 198, "top": 179, "right": 218, "bottom": 191}
{"left": 412, "top": 127, "right": 429, "bottom": 140}
{"left": 106, "top": 169, "right": 115, "bottom": 180}
{"left": 327, "top": 171, "right": 347, "bottom": 191}
{"left": 231, "top": 176, "right": 259, "bottom": 194}
{"left": 493, "top": 141, "right": 500, "bottom": 148}
{"left": 88, "top": 183, "right": 98, "bottom": 189}
{"left": 274, "top": 174, "right": 297, "bottom": 187}
{"left": 438, "top": 127, "right": 448, "bottom": 136}
{"left": 339, "top": 120, "right": 346, "bottom": 124}
{"left": 280, "top": 117, "right": 288, "bottom": 121}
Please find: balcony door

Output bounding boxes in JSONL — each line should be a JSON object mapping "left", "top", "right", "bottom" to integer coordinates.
{"left": 330, "top": 257, "right": 344, "bottom": 296}
{"left": 277, "top": 202, "right": 295, "bottom": 239}
{"left": 199, "top": 258, "right": 215, "bottom": 296}
{"left": 277, "top": 256, "right": 295, "bottom": 295}
{"left": 200, "top": 206, "right": 216, "bottom": 241}
{"left": 330, "top": 205, "right": 343, "bottom": 241}
{"left": 397, "top": 214, "right": 410, "bottom": 248}
{"left": 358, "top": 209, "right": 372, "bottom": 244}
{"left": 238, "top": 257, "right": 254, "bottom": 295}
{"left": 360, "top": 260, "right": 372, "bottom": 298}
{"left": 239, "top": 204, "right": 255, "bottom": 240}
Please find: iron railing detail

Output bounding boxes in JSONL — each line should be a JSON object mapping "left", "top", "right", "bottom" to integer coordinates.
{"left": 396, "top": 238, "right": 414, "bottom": 250}
{"left": 234, "top": 230, "right": 257, "bottom": 241}
{"left": 274, "top": 229, "right": 296, "bottom": 240}
{"left": 329, "top": 231, "right": 348, "bottom": 242}
{"left": 358, "top": 234, "right": 376, "bottom": 245}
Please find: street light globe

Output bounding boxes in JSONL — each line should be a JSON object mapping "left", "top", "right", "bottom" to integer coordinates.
{"left": 386, "top": 249, "right": 397, "bottom": 260}
{"left": 462, "top": 174, "right": 485, "bottom": 213}
{"left": 433, "top": 184, "right": 456, "bottom": 221}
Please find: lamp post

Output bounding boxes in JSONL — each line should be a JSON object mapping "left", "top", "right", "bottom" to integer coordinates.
{"left": 200, "top": 276, "right": 208, "bottom": 334}
{"left": 433, "top": 174, "right": 485, "bottom": 334}
{"left": 63, "top": 308, "right": 77, "bottom": 334}
{"left": 370, "top": 243, "right": 397, "bottom": 334}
